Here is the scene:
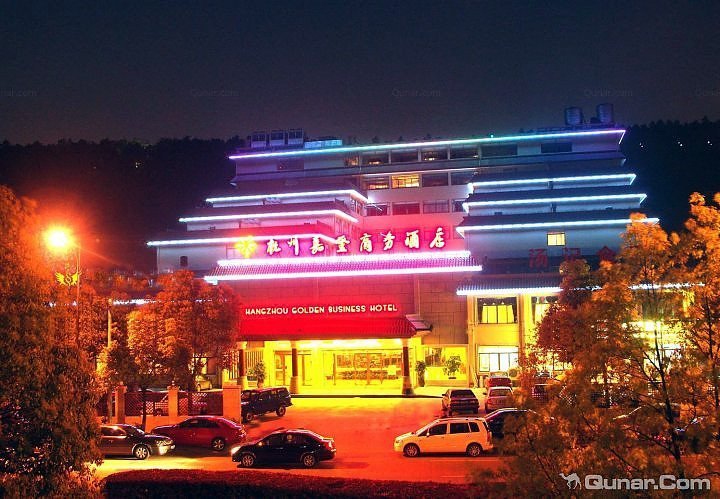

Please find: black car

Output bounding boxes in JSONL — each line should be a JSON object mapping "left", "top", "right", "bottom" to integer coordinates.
{"left": 241, "top": 387, "right": 292, "bottom": 423}
{"left": 441, "top": 389, "right": 479, "bottom": 415}
{"left": 484, "top": 408, "right": 529, "bottom": 439}
{"left": 232, "top": 429, "right": 336, "bottom": 468}
{"left": 99, "top": 424, "right": 174, "bottom": 460}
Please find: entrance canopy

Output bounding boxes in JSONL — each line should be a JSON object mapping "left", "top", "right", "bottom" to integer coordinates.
{"left": 238, "top": 315, "right": 430, "bottom": 341}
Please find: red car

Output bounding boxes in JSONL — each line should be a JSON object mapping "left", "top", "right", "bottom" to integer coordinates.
{"left": 151, "top": 416, "right": 246, "bottom": 451}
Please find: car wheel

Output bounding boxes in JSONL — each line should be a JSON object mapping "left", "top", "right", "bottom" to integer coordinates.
{"left": 301, "top": 453, "right": 317, "bottom": 468}
{"left": 243, "top": 411, "right": 254, "bottom": 423}
{"left": 133, "top": 445, "right": 150, "bottom": 460}
{"left": 239, "top": 452, "right": 256, "bottom": 467}
{"left": 211, "top": 437, "right": 226, "bottom": 451}
{"left": 466, "top": 443, "right": 482, "bottom": 457}
{"left": 276, "top": 406, "right": 286, "bottom": 417}
{"left": 403, "top": 443, "right": 420, "bottom": 457}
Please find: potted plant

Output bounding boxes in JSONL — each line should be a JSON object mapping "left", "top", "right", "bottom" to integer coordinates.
{"left": 250, "top": 362, "right": 266, "bottom": 388}
{"left": 415, "top": 361, "right": 427, "bottom": 387}
{"left": 443, "top": 356, "right": 462, "bottom": 379}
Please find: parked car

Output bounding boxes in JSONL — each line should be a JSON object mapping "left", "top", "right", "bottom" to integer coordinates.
{"left": 485, "top": 375, "right": 512, "bottom": 389}
{"left": 232, "top": 428, "right": 336, "bottom": 468}
{"left": 151, "top": 415, "right": 246, "bottom": 451}
{"left": 241, "top": 387, "right": 292, "bottom": 423}
{"left": 441, "top": 389, "right": 479, "bottom": 415}
{"left": 485, "top": 386, "right": 513, "bottom": 413}
{"left": 394, "top": 416, "right": 493, "bottom": 457}
{"left": 99, "top": 424, "right": 174, "bottom": 460}
{"left": 484, "top": 408, "right": 529, "bottom": 439}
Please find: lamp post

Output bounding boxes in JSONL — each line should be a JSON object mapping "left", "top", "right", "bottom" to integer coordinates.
{"left": 45, "top": 227, "right": 81, "bottom": 346}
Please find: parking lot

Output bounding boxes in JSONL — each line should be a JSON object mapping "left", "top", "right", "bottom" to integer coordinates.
{"left": 96, "top": 395, "right": 507, "bottom": 484}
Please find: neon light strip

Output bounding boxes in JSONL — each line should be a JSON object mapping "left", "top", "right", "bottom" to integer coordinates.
{"left": 217, "top": 250, "right": 471, "bottom": 267}
{"left": 465, "top": 194, "right": 646, "bottom": 208}
{"left": 457, "top": 286, "right": 562, "bottom": 296}
{"left": 205, "top": 264, "right": 483, "bottom": 283}
{"left": 147, "top": 233, "right": 339, "bottom": 247}
{"left": 206, "top": 189, "right": 370, "bottom": 204}
{"left": 470, "top": 173, "right": 636, "bottom": 189}
{"left": 456, "top": 217, "right": 660, "bottom": 233}
{"left": 229, "top": 129, "right": 625, "bottom": 160}
{"left": 179, "top": 209, "right": 359, "bottom": 224}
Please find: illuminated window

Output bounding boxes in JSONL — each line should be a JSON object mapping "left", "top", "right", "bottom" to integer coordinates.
{"left": 547, "top": 232, "right": 566, "bottom": 246}
{"left": 364, "top": 177, "right": 389, "bottom": 190}
{"left": 344, "top": 155, "right": 360, "bottom": 166}
{"left": 421, "top": 150, "right": 445, "bottom": 161}
{"left": 477, "top": 297, "right": 517, "bottom": 324}
{"left": 391, "top": 174, "right": 420, "bottom": 188}
{"left": 532, "top": 296, "right": 558, "bottom": 323}
{"left": 392, "top": 202, "right": 420, "bottom": 215}
{"left": 365, "top": 204, "right": 388, "bottom": 217}
{"left": 422, "top": 172, "right": 449, "bottom": 187}
{"left": 477, "top": 348, "right": 519, "bottom": 373}
{"left": 423, "top": 200, "right": 449, "bottom": 213}
{"left": 362, "top": 154, "right": 389, "bottom": 165}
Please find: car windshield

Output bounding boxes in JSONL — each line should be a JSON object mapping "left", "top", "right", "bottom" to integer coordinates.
{"left": 452, "top": 390, "right": 475, "bottom": 397}
{"left": 489, "top": 388, "right": 512, "bottom": 396}
{"left": 124, "top": 426, "right": 145, "bottom": 437}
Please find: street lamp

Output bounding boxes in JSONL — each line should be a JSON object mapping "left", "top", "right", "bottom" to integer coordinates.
{"left": 45, "top": 227, "right": 81, "bottom": 345}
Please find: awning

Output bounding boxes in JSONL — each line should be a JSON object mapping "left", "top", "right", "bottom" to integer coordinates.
{"left": 238, "top": 315, "right": 431, "bottom": 341}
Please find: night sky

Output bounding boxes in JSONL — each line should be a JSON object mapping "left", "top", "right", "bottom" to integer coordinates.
{"left": 2, "top": 1, "right": 719, "bottom": 145}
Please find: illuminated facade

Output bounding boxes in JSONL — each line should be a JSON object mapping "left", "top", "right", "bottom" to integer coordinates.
{"left": 149, "top": 124, "right": 655, "bottom": 392}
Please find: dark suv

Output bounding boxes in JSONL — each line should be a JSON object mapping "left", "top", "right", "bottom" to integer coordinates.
{"left": 241, "top": 387, "right": 292, "bottom": 423}
{"left": 441, "top": 389, "right": 480, "bottom": 415}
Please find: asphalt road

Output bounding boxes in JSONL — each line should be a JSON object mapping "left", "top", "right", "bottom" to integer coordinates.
{"left": 95, "top": 397, "right": 507, "bottom": 484}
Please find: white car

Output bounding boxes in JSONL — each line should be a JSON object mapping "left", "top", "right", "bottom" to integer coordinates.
{"left": 393, "top": 417, "right": 493, "bottom": 457}
{"left": 485, "top": 386, "right": 514, "bottom": 413}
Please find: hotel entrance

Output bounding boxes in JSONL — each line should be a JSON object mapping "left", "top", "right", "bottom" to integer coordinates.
{"left": 322, "top": 350, "right": 403, "bottom": 386}
{"left": 274, "top": 351, "right": 313, "bottom": 386}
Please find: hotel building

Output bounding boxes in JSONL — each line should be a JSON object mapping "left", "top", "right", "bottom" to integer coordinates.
{"left": 149, "top": 115, "right": 656, "bottom": 393}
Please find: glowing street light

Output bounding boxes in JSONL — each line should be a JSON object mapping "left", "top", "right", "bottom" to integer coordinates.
{"left": 44, "top": 226, "right": 81, "bottom": 345}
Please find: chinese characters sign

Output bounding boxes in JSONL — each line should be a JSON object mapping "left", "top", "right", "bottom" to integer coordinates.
{"left": 234, "top": 227, "right": 448, "bottom": 259}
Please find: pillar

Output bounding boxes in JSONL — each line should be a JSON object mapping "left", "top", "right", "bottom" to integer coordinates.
{"left": 222, "top": 383, "right": 242, "bottom": 421}
{"left": 401, "top": 338, "right": 414, "bottom": 395}
{"left": 290, "top": 341, "right": 299, "bottom": 394}
{"left": 237, "top": 341, "right": 248, "bottom": 390}
{"left": 114, "top": 382, "right": 126, "bottom": 424}
{"left": 167, "top": 383, "right": 179, "bottom": 419}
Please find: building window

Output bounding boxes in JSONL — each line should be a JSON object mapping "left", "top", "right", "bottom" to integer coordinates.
{"left": 392, "top": 202, "right": 420, "bottom": 215}
{"left": 364, "top": 177, "right": 389, "bottom": 190}
{"left": 477, "top": 297, "right": 517, "bottom": 324}
{"left": 362, "top": 154, "right": 389, "bottom": 165}
{"left": 481, "top": 144, "right": 518, "bottom": 157}
{"left": 421, "top": 149, "right": 445, "bottom": 161}
{"left": 532, "top": 296, "right": 558, "bottom": 323}
{"left": 180, "top": 256, "right": 188, "bottom": 267}
{"left": 423, "top": 200, "right": 449, "bottom": 213}
{"left": 365, "top": 203, "right": 388, "bottom": 216}
{"left": 541, "top": 142, "right": 572, "bottom": 153}
{"left": 391, "top": 174, "right": 420, "bottom": 188}
{"left": 477, "top": 347, "right": 519, "bottom": 373}
{"left": 451, "top": 171, "right": 475, "bottom": 185}
{"left": 391, "top": 150, "right": 417, "bottom": 163}
{"left": 422, "top": 172, "right": 449, "bottom": 187}
{"left": 453, "top": 200, "right": 466, "bottom": 212}
{"left": 547, "top": 232, "right": 566, "bottom": 246}
{"left": 344, "top": 155, "right": 360, "bottom": 167}
{"left": 450, "top": 147, "right": 478, "bottom": 159}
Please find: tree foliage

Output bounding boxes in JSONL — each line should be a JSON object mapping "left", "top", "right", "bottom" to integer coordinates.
{"left": 0, "top": 186, "right": 100, "bottom": 497}
{"left": 493, "top": 199, "right": 720, "bottom": 495}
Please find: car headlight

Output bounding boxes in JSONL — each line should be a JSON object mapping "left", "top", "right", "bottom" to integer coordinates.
{"left": 230, "top": 444, "right": 243, "bottom": 456}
